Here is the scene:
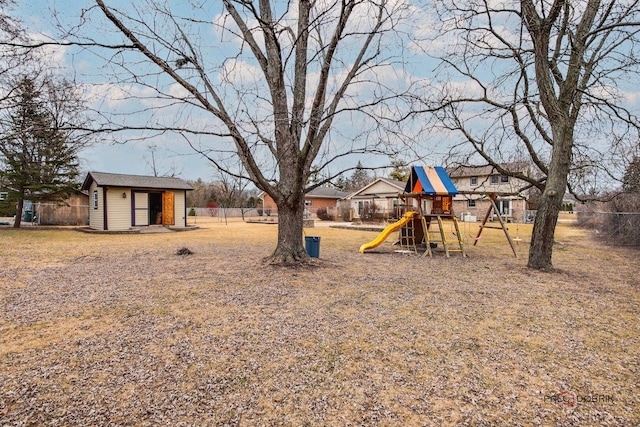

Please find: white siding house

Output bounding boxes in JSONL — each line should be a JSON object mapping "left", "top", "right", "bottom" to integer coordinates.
{"left": 82, "top": 172, "right": 193, "bottom": 231}
{"left": 344, "top": 178, "right": 406, "bottom": 220}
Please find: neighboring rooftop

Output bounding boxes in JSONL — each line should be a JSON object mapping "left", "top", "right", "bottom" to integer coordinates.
{"left": 447, "top": 161, "right": 530, "bottom": 177}
{"left": 306, "top": 187, "right": 349, "bottom": 199}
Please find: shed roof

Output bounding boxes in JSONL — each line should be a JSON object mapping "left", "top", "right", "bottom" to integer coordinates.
{"left": 82, "top": 172, "right": 193, "bottom": 191}
{"left": 404, "top": 166, "right": 458, "bottom": 196}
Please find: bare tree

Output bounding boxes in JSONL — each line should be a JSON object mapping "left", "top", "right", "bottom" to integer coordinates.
{"left": 36, "top": 0, "right": 419, "bottom": 264}
{"left": 143, "top": 144, "right": 180, "bottom": 178}
{"left": 187, "top": 178, "right": 218, "bottom": 209}
{"left": 0, "top": 0, "right": 24, "bottom": 72}
{"left": 0, "top": 0, "right": 36, "bottom": 103}
{"left": 213, "top": 161, "right": 256, "bottom": 224}
{"left": 420, "top": 0, "right": 640, "bottom": 269}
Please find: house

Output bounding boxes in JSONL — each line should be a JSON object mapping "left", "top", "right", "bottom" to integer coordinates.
{"left": 344, "top": 178, "right": 406, "bottom": 220}
{"left": 447, "top": 162, "right": 532, "bottom": 222}
{"left": 259, "top": 187, "right": 348, "bottom": 218}
{"left": 81, "top": 172, "right": 193, "bottom": 231}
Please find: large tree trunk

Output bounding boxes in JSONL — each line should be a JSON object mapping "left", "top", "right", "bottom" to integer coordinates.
{"left": 528, "top": 189, "right": 561, "bottom": 269}
{"left": 265, "top": 194, "right": 309, "bottom": 265}
{"left": 528, "top": 124, "right": 573, "bottom": 270}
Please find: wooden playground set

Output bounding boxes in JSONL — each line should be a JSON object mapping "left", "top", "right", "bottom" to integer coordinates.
{"left": 359, "top": 166, "right": 519, "bottom": 258}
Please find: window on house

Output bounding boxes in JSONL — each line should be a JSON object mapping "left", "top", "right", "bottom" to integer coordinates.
{"left": 501, "top": 175, "right": 509, "bottom": 183}
{"left": 0, "top": 192, "right": 7, "bottom": 201}
{"left": 358, "top": 200, "right": 369, "bottom": 215}
{"left": 498, "top": 199, "right": 511, "bottom": 216}
{"left": 490, "top": 175, "right": 499, "bottom": 184}
{"left": 467, "top": 199, "right": 476, "bottom": 208}
{"left": 470, "top": 176, "right": 478, "bottom": 185}
{"left": 93, "top": 190, "right": 98, "bottom": 209}
{"left": 305, "top": 200, "right": 312, "bottom": 206}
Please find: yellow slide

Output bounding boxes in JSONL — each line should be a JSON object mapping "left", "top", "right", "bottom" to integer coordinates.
{"left": 359, "top": 211, "right": 419, "bottom": 253}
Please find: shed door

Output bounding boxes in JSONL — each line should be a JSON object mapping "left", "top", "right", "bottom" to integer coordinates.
{"left": 162, "top": 192, "right": 175, "bottom": 225}
{"left": 134, "top": 192, "right": 149, "bottom": 226}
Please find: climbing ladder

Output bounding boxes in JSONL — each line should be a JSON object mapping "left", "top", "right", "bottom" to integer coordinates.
{"left": 422, "top": 215, "right": 467, "bottom": 257}
{"left": 398, "top": 214, "right": 419, "bottom": 254}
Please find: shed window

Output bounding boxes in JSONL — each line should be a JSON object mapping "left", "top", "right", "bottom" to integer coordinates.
{"left": 93, "top": 190, "right": 98, "bottom": 209}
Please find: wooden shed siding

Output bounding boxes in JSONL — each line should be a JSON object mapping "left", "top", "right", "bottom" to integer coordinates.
{"left": 107, "top": 188, "right": 132, "bottom": 230}
{"left": 88, "top": 182, "right": 104, "bottom": 230}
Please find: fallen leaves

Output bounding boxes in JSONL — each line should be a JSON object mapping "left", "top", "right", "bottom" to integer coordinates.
{"left": 0, "top": 222, "right": 638, "bottom": 425}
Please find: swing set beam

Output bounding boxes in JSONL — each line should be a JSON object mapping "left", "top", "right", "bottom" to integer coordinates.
{"left": 474, "top": 193, "right": 518, "bottom": 258}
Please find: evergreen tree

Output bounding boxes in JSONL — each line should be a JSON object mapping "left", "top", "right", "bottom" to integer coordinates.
{"left": 0, "top": 75, "right": 88, "bottom": 227}
{"left": 389, "top": 158, "right": 410, "bottom": 182}
{"left": 333, "top": 174, "right": 348, "bottom": 191}
{"left": 346, "top": 161, "right": 371, "bottom": 191}
{"left": 623, "top": 156, "right": 640, "bottom": 192}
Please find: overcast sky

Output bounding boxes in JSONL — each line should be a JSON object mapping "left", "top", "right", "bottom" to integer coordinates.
{"left": 9, "top": 1, "right": 640, "bottom": 189}
{"left": 9, "top": 1, "right": 465, "bottom": 185}
{"left": 12, "top": 2, "right": 246, "bottom": 181}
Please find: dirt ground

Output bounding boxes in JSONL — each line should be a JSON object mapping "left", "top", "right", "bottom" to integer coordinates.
{"left": 0, "top": 217, "right": 638, "bottom": 426}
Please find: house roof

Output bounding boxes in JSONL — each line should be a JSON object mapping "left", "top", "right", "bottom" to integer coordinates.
{"left": 345, "top": 178, "right": 406, "bottom": 199}
{"left": 306, "top": 187, "right": 348, "bottom": 199}
{"left": 81, "top": 172, "right": 193, "bottom": 191}
{"left": 404, "top": 166, "right": 458, "bottom": 196}
{"left": 447, "top": 161, "right": 530, "bottom": 178}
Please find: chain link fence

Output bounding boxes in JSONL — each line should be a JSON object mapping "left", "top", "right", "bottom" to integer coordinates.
{"left": 577, "top": 194, "right": 640, "bottom": 247}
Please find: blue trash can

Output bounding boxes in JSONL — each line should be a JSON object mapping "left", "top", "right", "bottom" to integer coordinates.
{"left": 305, "top": 236, "right": 321, "bottom": 258}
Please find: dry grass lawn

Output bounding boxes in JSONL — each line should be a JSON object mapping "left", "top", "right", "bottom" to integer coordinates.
{"left": 0, "top": 217, "right": 638, "bottom": 426}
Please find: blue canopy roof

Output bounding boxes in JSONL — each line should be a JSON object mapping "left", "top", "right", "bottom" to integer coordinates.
{"left": 403, "top": 166, "right": 458, "bottom": 196}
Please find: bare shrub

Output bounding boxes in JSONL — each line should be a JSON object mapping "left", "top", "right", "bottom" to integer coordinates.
{"left": 606, "top": 193, "right": 640, "bottom": 246}
{"left": 316, "top": 207, "right": 333, "bottom": 221}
